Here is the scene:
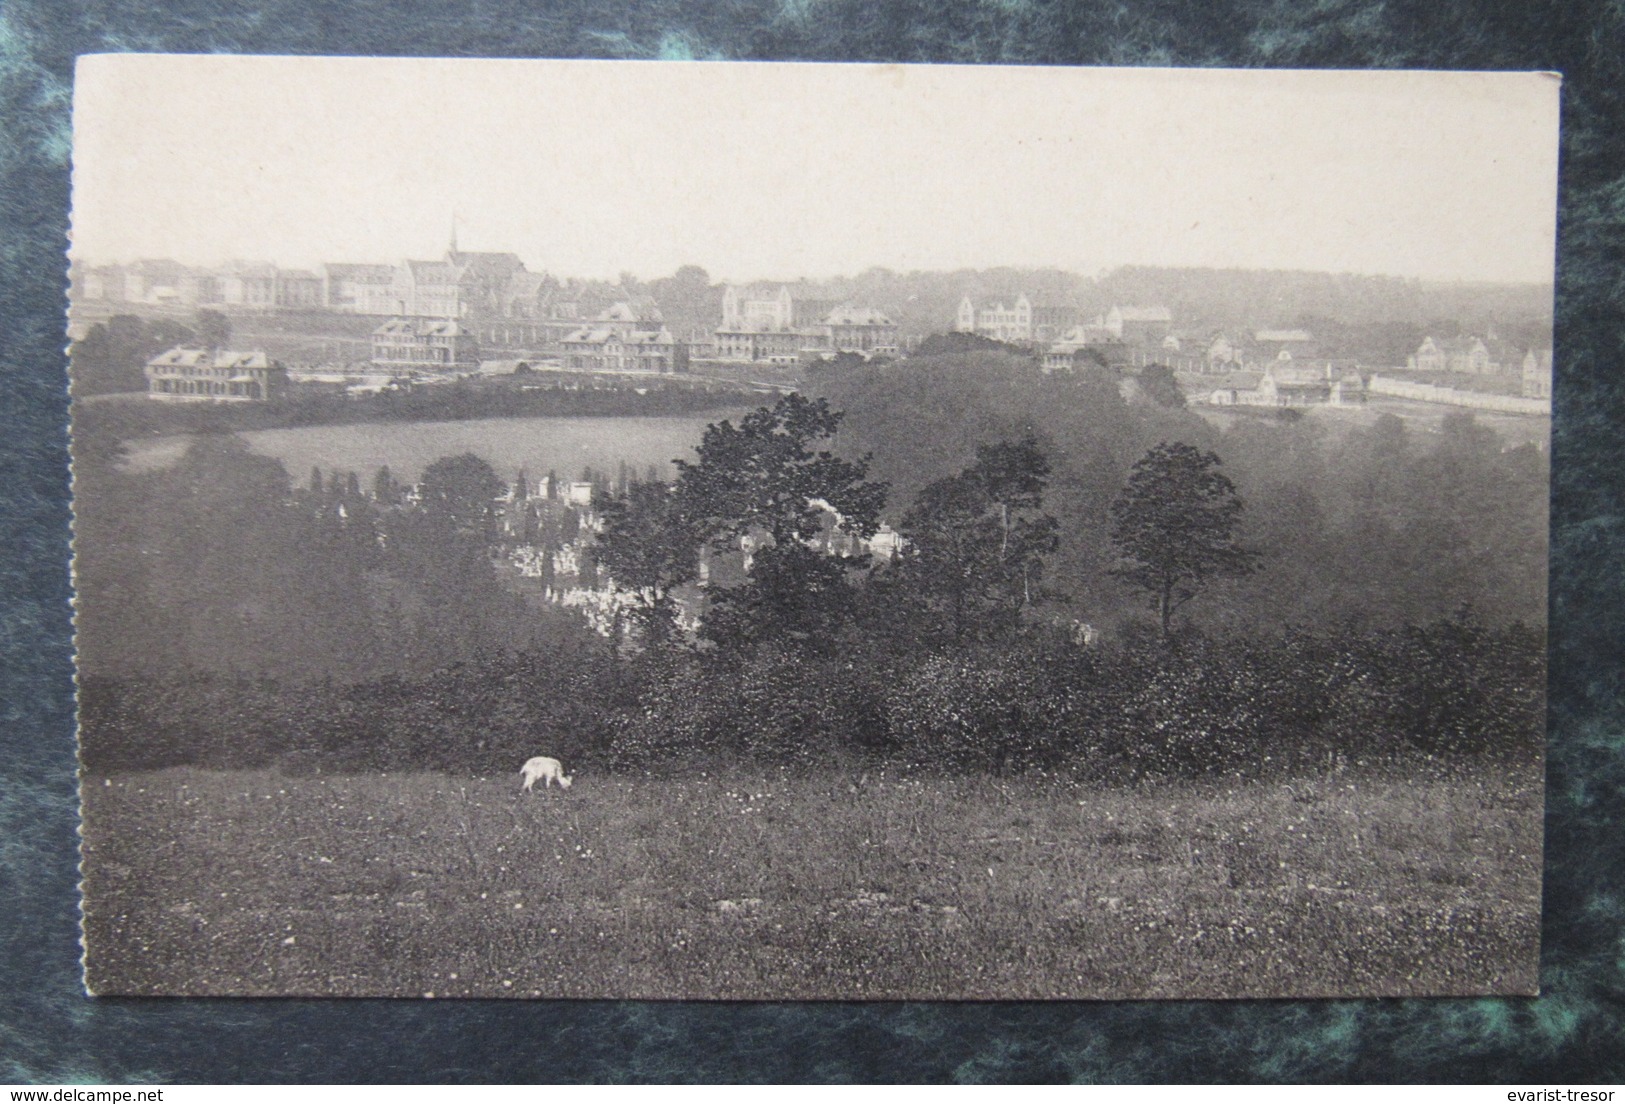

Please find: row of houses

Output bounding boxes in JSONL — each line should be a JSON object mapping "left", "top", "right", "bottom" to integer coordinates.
{"left": 1205, "top": 362, "right": 1367, "bottom": 408}
{"left": 80, "top": 259, "right": 327, "bottom": 311}
{"left": 1038, "top": 314, "right": 1553, "bottom": 398}
{"left": 364, "top": 303, "right": 692, "bottom": 377}
{"left": 74, "top": 247, "right": 572, "bottom": 329}
{"left": 1199, "top": 347, "right": 1553, "bottom": 411}
{"left": 83, "top": 251, "right": 903, "bottom": 367}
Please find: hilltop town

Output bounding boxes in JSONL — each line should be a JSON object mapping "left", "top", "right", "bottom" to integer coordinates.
{"left": 69, "top": 244, "right": 1554, "bottom": 417}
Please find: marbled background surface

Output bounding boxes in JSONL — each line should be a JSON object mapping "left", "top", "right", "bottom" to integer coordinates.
{"left": 3, "top": 0, "right": 1621, "bottom": 1082}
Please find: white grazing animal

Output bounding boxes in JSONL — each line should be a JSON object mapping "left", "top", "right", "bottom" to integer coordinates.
{"left": 520, "top": 756, "right": 573, "bottom": 791}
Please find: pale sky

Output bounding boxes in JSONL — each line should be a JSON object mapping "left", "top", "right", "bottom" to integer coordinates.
{"left": 70, "top": 57, "right": 1560, "bottom": 285}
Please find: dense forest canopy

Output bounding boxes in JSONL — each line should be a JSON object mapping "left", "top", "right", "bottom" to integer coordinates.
{"left": 74, "top": 347, "right": 1546, "bottom": 681}
{"left": 811, "top": 352, "right": 1547, "bottom": 631}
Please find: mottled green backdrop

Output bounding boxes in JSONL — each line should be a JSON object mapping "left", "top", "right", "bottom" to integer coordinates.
{"left": 3, "top": 0, "right": 1621, "bottom": 1082}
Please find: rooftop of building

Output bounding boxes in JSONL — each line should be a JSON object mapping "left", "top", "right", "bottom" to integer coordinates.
{"left": 372, "top": 318, "right": 469, "bottom": 337}
{"left": 823, "top": 306, "right": 895, "bottom": 326}
{"left": 146, "top": 347, "right": 272, "bottom": 369}
{"left": 323, "top": 262, "right": 396, "bottom": 282}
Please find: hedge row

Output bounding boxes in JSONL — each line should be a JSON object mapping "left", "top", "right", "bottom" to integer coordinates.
{"left": 79, "top": 615, "right": 1544, "bottom": 781}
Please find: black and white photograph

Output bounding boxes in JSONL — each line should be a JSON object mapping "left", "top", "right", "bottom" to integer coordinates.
{"left": 71, "top": 57, "right": 1557, "bottom": 1000}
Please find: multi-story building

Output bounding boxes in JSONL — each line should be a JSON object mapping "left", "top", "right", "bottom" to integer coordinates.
{"left": 144, "top": 347, "right": 287, "bottom": 402}
{"left": 75, "top": 262, "right": 125, "bottom": 302}
{"left": 963, "top": 295, "right": 1031, "bottom": 342}
{"left": 712, "top": 327, "right": 815, "bottom": 364}
{"left": 709, "top": 278, "right": 898, "bottom": 365}
{"left": 121, "top": 259, "right": 193, "bottom": 304}
{"left": 274, "top": 269, "right": 323, "bottom": 309}
{"left": 821, "top": 306, "right": 899, "bottom": 356}
{"left": 446, "top": 250, "right": 529, "bottom": 315}
{"left": 559, "top": 328, "right": 684, "bottom": 373}
{"left": 721, "top": 284, "right": 838, "bottom": 331}
{"left": 390, "top": 259, "right": 465, "bottom": 319}
{"left": 323, "top": 253, "right": 556, "bottom": 348}
{"left": 219, "top": 263, "right": 280, "bottom": 309}
{"left": 77, "top": 260, "right": 215, "bottom": 306}
{"left": 1102, "top": 305, "right": 1173, "bottom": 345}
{"left": 78, "top": 259, "right": 323, "bottom": 311}
{"left": 322, "top": 263, "right": 398, "bottom": 313}
{"left": 1522, "top": 348, "right": 1553, "bottom": 399}
{"left": 76, "top": 248, "right": 573, "bottom": 355}
{"left": 1043, "top": 328, "right": 1108, "bottom": 372}
{"left": 1206, "top": 360, "right": 1364, "bottom": 408}
{"left": 955, "top": 294, "right": 1077, "bottom": 343}
{"left": 559, "top": 303, "right": 681, "bottom": 373}
{"left": 1409, "top": 335, "right": 1496, "bottom": 374}
{"left": 370, "top": 318, "right": 480, "bottom": 371}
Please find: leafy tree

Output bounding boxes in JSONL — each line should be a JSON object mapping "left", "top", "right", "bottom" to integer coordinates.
{"left": 675, "top": 393, "right": 888, "bottom": 648}
{"left": 155, "top": 436, "right": 380, "bottom": 677}
{"left": 896, "top": 437, "right": 1060, "bottom": 642}
{"left": 671, "top": 263, "right": 710, "bottom": 286}
{"left": 418, "top": 453, "right": 504, "bottom": 538}
{"left": 914, "top": 331, "right": 1031, "bottom": 358}
{"left": 194, "top": 309, "right": 231, "bottom": 350}
{"left": 678, "top": 393, "right": 886, "bottom": 547}
{"left": 372, "top": 465, "right": 401, "bottom": 506}
{"left": 594, "top": 481, "right": 702, "bottom": 646}
{"left": 703, "top": 542, "right": 859, "bottom": 651}
{"left": 647, "top": 264, "right": 716, "bottom": 337}
{"left": 1136, "top": 364, "right": 1186, "bottom": 408}
{"left": 70, "top": 314, "right": 197, "bottom": 396}
{"left": 1109, "top": 442, "right": 1258, "bottom": 637}
{"left": 371, "top": 454, "right": 511, "bottom": 662}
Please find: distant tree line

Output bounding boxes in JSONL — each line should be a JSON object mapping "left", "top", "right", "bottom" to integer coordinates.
{"left": 72, "top": 374, "right": 750, "bottom": 442}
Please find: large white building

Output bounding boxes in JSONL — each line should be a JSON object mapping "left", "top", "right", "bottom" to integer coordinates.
{"left": 955, "top": 294, "right": 1076, "bottom": 343}
{"left": 714, "top": 301, "right": 898, "bottom": 364}
{"left": 720, "top": 284, "right": 838, "bottom": 331}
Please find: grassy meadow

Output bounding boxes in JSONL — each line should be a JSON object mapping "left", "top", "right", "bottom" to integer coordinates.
{"left": 80, "top": 764, "right": 1542, "bottom": 999}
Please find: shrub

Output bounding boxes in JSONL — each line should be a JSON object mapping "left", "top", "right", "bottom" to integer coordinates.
{"left": 78, "top": 614, "right": 1544, "bottom": 781}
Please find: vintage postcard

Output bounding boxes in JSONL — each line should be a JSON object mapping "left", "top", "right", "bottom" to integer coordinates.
{"left": 72, "top": 57, "right": 1557, "bottom": 999}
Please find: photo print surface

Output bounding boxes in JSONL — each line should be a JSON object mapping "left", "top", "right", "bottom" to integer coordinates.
{"left": 72, "top": 57, "right": 1557, "bottom": 998}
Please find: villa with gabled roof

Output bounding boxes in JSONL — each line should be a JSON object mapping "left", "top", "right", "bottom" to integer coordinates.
{"left": 370, "top": 318, "right": 480, "bottom": 371}
{"left": 145, "top": 347, "right": 287, "bottom": 402}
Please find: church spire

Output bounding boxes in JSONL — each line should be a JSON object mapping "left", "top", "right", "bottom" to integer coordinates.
{"left": 449, "top": 212, "right": 459, "bottom": 257}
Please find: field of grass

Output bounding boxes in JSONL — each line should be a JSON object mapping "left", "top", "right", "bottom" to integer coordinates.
{"left": 80, "top": 764, "right": 1542, "bottom": 999}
